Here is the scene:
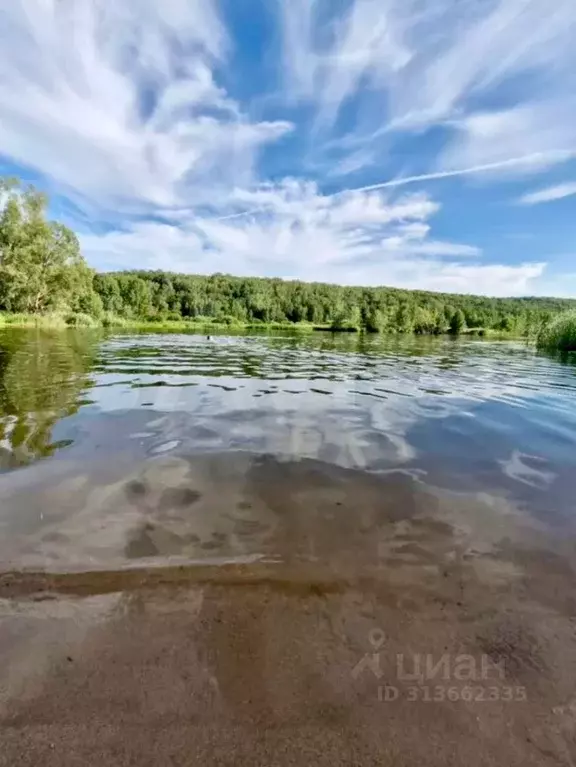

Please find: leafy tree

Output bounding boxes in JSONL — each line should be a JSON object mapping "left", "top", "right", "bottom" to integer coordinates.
{"left": 449, "top": 309, "right": 466, "bottom": 335}
{"left": 496, "top": 315, "right": 515, "bottom": 332}
{"left": 396, "top": 302, "right": 414, "bottom": 334}
{"left": 94, "top": 274, "right": 123, "bottom": 314}
{"left": 365, "top": 308, "right": 386, "bottom": 333}
{"left": 0, "top": 178, "right": 96, "bottom": 314}
{"left": 75, "top": 289, "right": 103, "bottom": 318}
{"left": 116, "top": 275, "right": 152, "bottom": 318}
{"left": 414, "top": 306, "right": 437, "bottom": 334}
{"left": 91, "top": 271, "right": 576, "bottom": 335}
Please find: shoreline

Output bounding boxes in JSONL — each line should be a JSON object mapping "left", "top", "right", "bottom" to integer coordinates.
{"left": 0, "top": 312, "right": 523, "bottom": 338}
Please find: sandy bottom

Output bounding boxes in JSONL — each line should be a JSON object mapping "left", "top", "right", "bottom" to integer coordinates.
{"left": 1, "top": 453, "right": 576, "bottom": 765}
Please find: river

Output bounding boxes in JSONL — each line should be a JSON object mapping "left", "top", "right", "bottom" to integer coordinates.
{"left": 1, "top": 328, "right": 575, "bottom": 765}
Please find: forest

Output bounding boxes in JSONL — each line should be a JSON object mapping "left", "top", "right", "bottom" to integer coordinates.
{"left": 93, "top": 270, "right": 575, "bottom": 335}
{"left": 1, "top": 177, "right": 575, "bottom": 335}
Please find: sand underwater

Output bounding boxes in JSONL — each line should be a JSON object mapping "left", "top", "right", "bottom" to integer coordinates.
{"left": 1, "top": 451, "right": 575, "bottom": 766}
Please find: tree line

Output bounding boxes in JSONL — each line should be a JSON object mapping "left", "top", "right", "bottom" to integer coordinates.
{"left": 93, "top": 270, "right": 575, "bottom": 335}
{"left": 1, "top": 177, "right": 574, "bottom": 334}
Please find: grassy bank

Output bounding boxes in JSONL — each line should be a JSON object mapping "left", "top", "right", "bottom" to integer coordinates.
{"left": 116, "top": 319, "right": 322, "bottom": 333}
{"left": 0, "top": 311, "right": 527, "bottom": 338}
{"left": 537, "top": 312, "right": 576, "bottom": 352}
{"left": 0, "top": 312, "right": 324, "bottom": 333}
{"left": 0, "top": 312, "right": 73, "bottom": 329}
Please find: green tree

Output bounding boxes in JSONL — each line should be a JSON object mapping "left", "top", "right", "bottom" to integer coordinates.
{"left": 116, "top": 275, "right": 152, "bottom": 318}
{"left": 364, "top": 308, "right": 387, "bottom": 333}
{"left": 396, "top": 302, "right": 414, "bottom": 334}
{"left": 449, "top": 308, "right": 466, "bottom": 335}
{"left": 495, "top": 315, "right": 515, "bottom": 332}
{"left": 2, "top": 179, "right": 576, "bottom": 331}
{"left": 414, "top": 306, "right": 436, "bottom": 334}
{"left": 0, "top": 178, "right": 96, "bottom": 314}
{"left": 94, "top": 274, "right": 123, "bottom": 314}
{"left": 89, "top": 270, "right": 576, "bottom": 333}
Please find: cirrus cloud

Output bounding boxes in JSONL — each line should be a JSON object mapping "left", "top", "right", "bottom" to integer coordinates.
{"left": 518, "top": 182, "right": 576, "bottom": 206}
{"left": 0, "top": 0, "right": 574, "bottom": 295}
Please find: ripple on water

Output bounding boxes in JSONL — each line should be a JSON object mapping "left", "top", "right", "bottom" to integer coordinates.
{"left": 0, "top": 330, "right": 576, "bottom": 528}
{"left": 1, "top": 331, "right": 576, "bottom": 767}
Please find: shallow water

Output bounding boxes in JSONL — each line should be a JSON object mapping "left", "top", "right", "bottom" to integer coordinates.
{"left": 1, "top": 328, "right": 576, "bottom": 538}
{"left": 0, "top": 326, "right": 575, "bottom": 571}
{"left": 2, "top": 329, "right": 576, "bottom": 765}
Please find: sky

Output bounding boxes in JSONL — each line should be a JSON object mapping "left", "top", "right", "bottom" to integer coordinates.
{"left": 0, "top": 0, "right": 575, "bottom": 297}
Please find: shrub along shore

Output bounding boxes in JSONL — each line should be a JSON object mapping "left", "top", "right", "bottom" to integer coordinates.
{"left": 536, "top": 312, "right": 576, "bottom": 352}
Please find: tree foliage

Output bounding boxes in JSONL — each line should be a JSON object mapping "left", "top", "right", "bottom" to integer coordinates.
{"left": 537, "top": 311, "right": 576, "bottom": 351}
{"left": 449, "top": 308, "right": 466, "bottom": 335}
{"left": 91, "top": 270, "right": 575, "bottom": 336}
{"left": 0, "top": 178, "right": 94, "bottom": 314}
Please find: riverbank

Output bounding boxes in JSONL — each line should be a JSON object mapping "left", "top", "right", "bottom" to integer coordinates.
{"left": 0, "top": 312, "right": 523, "bottom": 338}
{"left": 0, "top": 312, "right": 320, "bottom": 332}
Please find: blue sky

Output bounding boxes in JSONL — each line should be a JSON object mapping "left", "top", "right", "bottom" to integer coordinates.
{"left": 1, "top": 0, "right": 575, "bottom": 296}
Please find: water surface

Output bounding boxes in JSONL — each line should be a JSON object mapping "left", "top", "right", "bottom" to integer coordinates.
{"left": 1, "top": 327, "right": 575, "bottom": 532}
{"left": 2, "top": 329, "right": 576, "bottom": 765}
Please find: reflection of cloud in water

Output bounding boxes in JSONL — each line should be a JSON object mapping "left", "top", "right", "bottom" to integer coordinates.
{"left": 3, "top": 333, "right": 576, "bottom": 539}
{"left": 87, "top": 382, "right": 419, "bottom": 469}
{"left": 500, "top": 451, "right": 557, "bottom": 490}
{"left": 0, "top": 452, "right": 551, "bottom": 575}
{"left": 85, "top": 337, "right": 576, "bottom": 476}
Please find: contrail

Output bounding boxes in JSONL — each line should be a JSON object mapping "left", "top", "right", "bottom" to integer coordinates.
{"left": 208, "top": 150, "right": 575, "bottom": 221}
{"left": 213, "top": 207, "right": 269, "bottom": 221}
{"left": 346, "top": 151, "right": 575, "bottom": 194}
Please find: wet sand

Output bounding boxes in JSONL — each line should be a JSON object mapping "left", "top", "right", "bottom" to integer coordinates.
{"left": 1, "top": 453, "right": 576, "bottom": 765}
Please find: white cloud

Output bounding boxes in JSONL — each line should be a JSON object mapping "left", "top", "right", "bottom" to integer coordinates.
{"left": 0, "top": 0, "right": 569, "bottom": 297}
{"left": 399, "top": 241, "right": 481, "bottom": 257}
{"left": 327, "top": 150, "right": 376, "bottom": 178}
{"left": 280, "top": 0, "right": 576, "bottom": 179}
{"left": 391, "top": 0, "right": 576, "bottom": 129}
{"left": 278, "top": 0, "right": 322, "bottom": 100}
{"left": 199, "top": 183, "right": 443, "bottom": 267}
{"left": 0, "top": 1, "right": 292, "bottom": 214}
{"left": 81, "top": 180, "right": 544, "bottom": 296}
{"left": 518, "top": 182, "right": 576, "bottom": 205}
{"left": 281, "top": 0, "right": 576, "bottom": 126}
{"left": 530, "top": 271, "right": 576, "bottom": 297}
{"left": 313, "top": 0, "right": 413, "bottom": 131}
{"left": 439, "top": 102, "right": 576, "bottom": 175}
{"left": 395, "top": 262, "right": 546, "bottom": 296}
